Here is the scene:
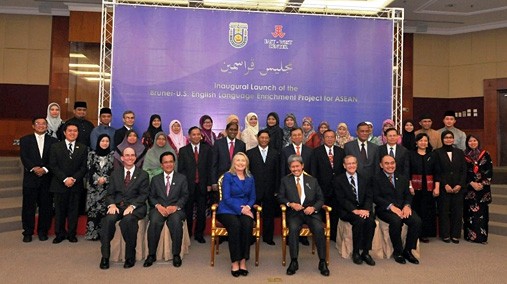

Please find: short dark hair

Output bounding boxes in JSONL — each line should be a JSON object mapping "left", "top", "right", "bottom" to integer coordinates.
{"left": 226, "top": 122, "right": 239, "bottom": 130}
{"left": 32, "top": 116, "right": 47, "bottom": 124}
{"left": 323, "top": 129, "right": 335, "bottom": 136}
{"left": 383, "top": 127, "right": 398, "bottom": 136}
{"left": 63, "top": 122, "right": 79, "bottom": 132}
{"left": 257, "top": 129, "right": 270, "bottom": 137}
{"left": 356, "top": 122, "right": 369, "bottom": 130}
{"left": 159, "top": 151, "right": 175, "bottom": 163}
{"left": 290, "top": 127, "right": 303, "bottom": 135}
{"left": 188, "top": 126, "right": 201, "bottom": 135}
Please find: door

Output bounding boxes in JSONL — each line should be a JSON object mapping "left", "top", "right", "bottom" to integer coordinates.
{"left": 499, "top": 90, "right": 507, "bottom": 166}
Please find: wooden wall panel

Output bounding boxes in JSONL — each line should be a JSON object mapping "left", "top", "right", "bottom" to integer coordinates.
{"left": 403, "top": 33, "right": 414, "bottom": 121}
{"left": 0, "top": 84, "right": 49, "bottom": 119}
{"left": 483, "top": 78, "right": 507, "bottom": 166}
{"left": 0, "top": 119, "right": 33, "bottom": 156}
{"left": 69, "top": 11, "right": 101, "bottom": 43}
{"left": 48, "top": 16, "right": 70, "bottom": 120}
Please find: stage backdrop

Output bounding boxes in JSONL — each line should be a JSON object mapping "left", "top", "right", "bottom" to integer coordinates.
{"left": 111, "top": 5, "right": 393, "bottom": 135}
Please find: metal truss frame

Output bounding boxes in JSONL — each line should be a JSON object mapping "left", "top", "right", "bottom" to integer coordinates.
{"left": 99, "top": 1, "right": 403, "bottom": 129}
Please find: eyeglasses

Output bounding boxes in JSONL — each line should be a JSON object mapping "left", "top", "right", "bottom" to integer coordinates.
{"left": 34, "top": 122, "right": 47, "bottom": 126}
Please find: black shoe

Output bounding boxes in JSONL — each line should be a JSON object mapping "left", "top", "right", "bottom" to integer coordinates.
{"left": 263, "top": 240, "right": 276, "bottom": 246}
{"left": 352, "top": 252, "right": 363, "bottom": 265}
{"left": 231, "top": 270, "right": 240, "bottom": 277}
{"left": 23, "top": 235, "right": 32, "bottom": 243}
{"left": 53, "top": 236, "right": 65, "bottom": 244}
{"left": 68, "top": 236, "right": 78, "bottom": 243}
{"left": 286, "top": 259, "right": 298, "bottom": 275}
{"left": 419, "top": 237, "right": 429, "bottom": 243}
{"left": 393, "top": 254, "right": 406, "bottom": 264}
{"left": 173, "top": 255, "right": 182, "bottom": 267}
{"left": 362, "top": 253, "right": 376, "bottom": 266}
{"left": 239, "top": 269, "right": 248, "bottom": 276}
{"left": 300, "top": 237, "right": 309, "bottom": 246}
{"left": 195, "top": 237, "right": 206, "bottom": 244}
{"left": 403, "top": 251, "right": 419, "bottom": 264}
{"left": 318, "top": 260, "right": 330, "bottom": 276}
{"left": 442, "top": 238, "right": 451, "bottom": 243}
{"left": 38, "top": 235, "right": 48, "bottom": 241}
{"left": 100, "top": 257, "right": 109, "bottom": 269}
{"left": 143, "top": 255, "right": 156, "bottom": 267}
{"left": 124, "top": 258, "right": 135, "bottom": 269}
{"left": 451, "top": 238, "right": 460, "bottom": 244}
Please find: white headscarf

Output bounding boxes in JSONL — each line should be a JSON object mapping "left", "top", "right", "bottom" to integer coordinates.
{"left": 46, "top": 102, "right": 62, "bottom": 139}
{"left": 243, "top": 112, "right": 259, "bottom": 136}
{"left": 168, "top": 120, "right": 187, "bottom": 152}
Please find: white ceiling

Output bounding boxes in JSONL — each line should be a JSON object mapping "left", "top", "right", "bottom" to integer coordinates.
{"left": 1, "top": 0, "right": 507, "bottom": 35}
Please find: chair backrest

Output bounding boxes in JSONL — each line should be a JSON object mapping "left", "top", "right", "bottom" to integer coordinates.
{"left": 217, "top": 174, "right": 224, "bottom": 201}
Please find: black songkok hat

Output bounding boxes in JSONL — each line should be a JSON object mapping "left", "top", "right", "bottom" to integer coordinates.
{"left": 100, "top": 107, "right": 112, "bottom": 115}
{"left": 74, "top": 101, "right": 87, "bottom": 109}
{"left": 443, "top": 110, "right": 456, "bottom": 118}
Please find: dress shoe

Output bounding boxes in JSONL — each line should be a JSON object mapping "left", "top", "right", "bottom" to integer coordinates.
{"left": 286, "top": 259, "right": 299, "bottom": 275}
{"left": 38, "top": 235, "right": 48, "bottom": 241}
{"left": 124, "top": 258, "right": 135, "bottom": 269}
{"left": 442, "top": 238, "right": 451, "bottom": 243}
{"left": 143, "top": 255, "right": 156, "bottom": 267}
{"left": 195, "top": 237, "right": 206, "bottom": 244}
{"left": 403, "top": 251, "right": 419, "bottom": 264}
{"left": 419, "top": 237, "right": 429, "bottom": 243}
{"left": 53, "top": 236, "right": 65, "bottom": 244}
{"left": 318, "top": 260, "right": 330, "bottom": 276}
{"left": 352, "top": 252, "right": 363, "bottom": 265}
{"left": 231, "top": 270, "right": 240, "bottom": 277}
{"left": 299, "top": 237, "right": 310, "bottom": 246}
{"left": 68, "top": 236, "right": 78, "bottom": 243}
{"left": 362, "top": 253, "right": 376, "bottom": 266}
{"left": 23, "top": 235, "right": 32, "bottom": 243}
{"left": 100, "top": 257, "right": 109, "bottom": 269}
{"left": 239, "top": 269, "right": 248, "bottom": 276}
{"left": 451, "top": 238, "right": 460, "bottom": 244}
{"left": 173, "top": 255, "right": 182, "bottom": 267}
{"left": 263, "top": 240, "right": 275, "bottom": 246}
{"left": 393, "top": 254, "right": 406, "bottom": 264}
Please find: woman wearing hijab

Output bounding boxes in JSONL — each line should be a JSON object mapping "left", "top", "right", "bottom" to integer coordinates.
{"left": 241, "top": 112, "right": 259, "bottom": 151}
{"left": 282, "top": 113, "right": 298, "bottom": 148}
{"left": 305, "top": 121, "right": 328, "bottom": 149}
{"left": 464, "top": 135, "right": 493, "bottom": 244}
{"left": 218, "top": 114, "right": 242, "bottom": 140}
{"left": 301, "top": 117, "right": 316, "bottom": 146}
{"left": 200, "top": 114, "right": 217, "bottom": 146}
{"left": 402, "top": 120, "right": 416, "bottom": 151}
{"left": 264, "top": 112, "right": 284, "bottom": 151}
{"left": 46, "top": 102, "right": 63, "bottom": 139}
{"left": 167, "top": 119, "right": 188, "bottom": 155}
{"left": 86, "top": 134, "right": 114, "bottom": 240}
{"left": 143, "top": 132, "right": 178, "bottom": 180}
{"left": 142, "top": 114, "right": 163, "bottom": 148}
{"left": 434, "top": 130, "right": 467, "bottom": 244}
{"left": 114, "top": 130, "right": 148, "bottom": 169}
{"left": 335, "top": 122, "right": 354, "bottom": 148}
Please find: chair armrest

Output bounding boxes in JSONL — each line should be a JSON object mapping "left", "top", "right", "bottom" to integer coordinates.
{"left": 253, "top": 204, "right": 262, "bottom": 213}
{"left": 211, "top": 203, "right": 218, "bottom": 211}
{"left": 322, "top": 205, "right": 332, "bottom": 212}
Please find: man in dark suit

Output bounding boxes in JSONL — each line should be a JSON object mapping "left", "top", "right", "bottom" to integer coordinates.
{"left": 99, "top": 147, "right": 149, "bottom": 269}
{"left": 373, "top": 155, "right": 421, "bottom": 265}
{"left": 144, "top": 151, "right": 189, "bottom": 268}
{"left": 344, "top": 122, "right": 379, "bottom": 180}
{"left": 378, "top": 128, "right": 410, "bottom": 178}
{"left": 247, "top": 129, "right": 280, "bottom": 245}
{"left": 211, "top": 122, "right": 246, "bottom": 190}
{"left": 57, "top": 101, "right": 94, "bottom": 148}
{"left": 311, "top": 129, "right": 345, "bottom": 242}
{"left": 19, "top": 116, "right": 58, "bottom": 242}
{"left": 333, "top": 155, "right": 376, "bottom": 266}
{"left": 281, "top": 127, "right": 312, "bottom": 177}
{"left": 49, "top": 122, "right": 88, "bottom": 244}
{"left": 278, "top": 154, "right": 329, "bottom": 277}
{"left": 114, "top": 110, "right": 135, "bottom": 148}
{"left": 178, "top": 126, "right": 212, "bottom": 243}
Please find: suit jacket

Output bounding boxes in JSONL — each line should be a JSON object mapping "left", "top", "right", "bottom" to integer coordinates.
{"left": 20, "top": 133, "right": 58, "bottom": 187}
{"left": 217, "top": 172, "right": 256, "bottom": 215}
{"left": 106, "top": 167, "right": 149, "bottom": 218}
{"left": 278, "top": 173, "right": 324, "bottom": 213}
{"left": 333, "top": 173, "right": 373, "bottom": 218}
{"left": 344, "top": 140, "right": 379, "bottom": 179}
{"left": 434, "top": 147, "right": 467, "bottom": 188}
{"left": 211, "top": 138, "right": 246, "bottom": 184}
{"left": 372, "top": 172, "right": 412, "bottom": 213}
{"left": 310, "top": 145, "right": 345, "bottom": 199}
{"left": 378, "top": 144, "right": 410, "bottom": 178}
{"left": 114, "top": 126, "right": 129, "bottom": 148}
{"left": 246, "top": 146, "right": 280, "bottom": 201}
{"left": 178, "top": 142, "right": 212, "bottom": 188}
{"left": 149, "top": 172, "right": 188, "bottom": 209}
{"left": 49, "top": 140, "right": 88, "bottom": 193}
{"left": 280, "top": 144, "right": 313, "bottom": 177}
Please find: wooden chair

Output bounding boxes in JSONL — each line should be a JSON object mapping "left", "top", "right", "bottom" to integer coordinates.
{"left": 210, "top": 175, "right": 262, "bottom": 266}
{"left": 280, "top": 204, "right": 332, "bottom": 266}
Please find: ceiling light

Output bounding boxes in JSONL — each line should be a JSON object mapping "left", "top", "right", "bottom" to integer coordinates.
{"left": 203, "top": 0, "right": 288, "bottom": 11}
{"left": 69, "top": 63, "right": 101, "bottom": 69}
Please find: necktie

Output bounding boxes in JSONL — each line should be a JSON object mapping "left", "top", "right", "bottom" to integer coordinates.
{"left": 389, "top": 147, "right": 395, "bottom": 157}
{"left": 296, "top": 145, "right": 301, "bottom": 156}
{"left": 360, "top": 143, "right": 367, "bottom": 161}
{"left": 261, "top": 149, "right": 267, "bottom": 163}
{"left": 68, "top": 143, "right": 73, "bottom": 153}
{"left": 194, "top": 146, "right": 199, "bottom": 183}
{"left": 296, "top": 177, "right": 302, "bottom": 200}
{"left": 350, "top": 175, "right": 358, "bottom": 202}
{"left": 125, "top": 170, "right": 131, "bottom": 186}
{"left": 229, "top": 141, "right": 234, "bottom": 161}
{"left": 389, "top": 174, "right": 394, "bottom": 187}
{"left": 328, "top": 148, "right": 334, "bottom": 168}
{"left": 166, "top": 175, "right": 171, "bottom": 196}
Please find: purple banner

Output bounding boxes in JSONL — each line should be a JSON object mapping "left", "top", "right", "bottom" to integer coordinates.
{"left": 111, "top": 6, "right": 393, "bottom": 135}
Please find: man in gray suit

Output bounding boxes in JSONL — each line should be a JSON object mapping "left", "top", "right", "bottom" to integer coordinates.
{"left": 344, "top": 122, "right": 379, "bottom": 180}
{"left": 144, "top": 151, "right": 189, "bottom": 268}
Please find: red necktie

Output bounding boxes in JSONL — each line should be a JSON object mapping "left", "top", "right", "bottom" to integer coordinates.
{"left": 229, "top": 141, "right": 234, "bottom": 161}
{"left": 296, "top": 145, "right": 301, "bottom": 156}
{"left": 166, "top": 175, "right": 171, "bottom": 196}
{"left": 328, "top": 148, "right": 334, "bottom": 168}
{"left": 389, "top": 174, "right": 394, "bottom": 187}
{"left": 124, "top": 170, "right": 131, "bottom": 186}
{"left": 194, "top": 146, "right": 199, "bottom": 183}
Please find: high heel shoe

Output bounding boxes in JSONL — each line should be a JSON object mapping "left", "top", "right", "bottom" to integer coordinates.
{"left": 231, "top": 270, "right": 240, "bottom": 277}
{"left": 239, "top": 269, "right": 249, "bottom": 276}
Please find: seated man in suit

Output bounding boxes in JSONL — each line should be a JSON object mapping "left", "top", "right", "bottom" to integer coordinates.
{"left": 378, "top": 128, "right": 410, "bottom": 178}
{"left": 278, "top": 154, "right": 329, "bottom": 277}
{"left": 373, "top": 155, "right": 421, "bottom": 265}
{"left": 99, "top": 147, "right": 149, "bottom": 269}
{"left": 144, "top": 151, "right": 189, "bottom": 268}
{"left": 333, "top": 155, "right": 376, "bottom": 266}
